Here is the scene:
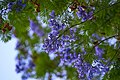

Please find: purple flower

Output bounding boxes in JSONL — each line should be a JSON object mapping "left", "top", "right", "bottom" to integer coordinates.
{"left": 76, "top": 6, "right": 87, "bottom": 18}
{"left": 28, "top": 60, "right": 35, "bottom": 69}
{"left": 15, "top": 41, "right": 22, "bottom": 49}
{"left": 22, "top": 74, "right": 28, "bottom": 80}
{"left": 43, "top": 37, "right": 60, "bottom": 52}
{"left": 7, "top": 2, "right": 15, "bottom": 9}
{"left": 35, "top": 28, "right": 44, "bottom": 37}
{"left": 29, "top": 20, "right": 38, "bottom": 30}
{"left": 81, "top": 16, "right": 87, "bottom": 22}
{"left": 76, "top": 6, "right": 94, "bottom": 22}
{"left": 87, "top": 67, "right": 100, "bottom": 79}
{"left": 49, "top": 10, "right": 55, "bottom": 18}
{"left": 92, "top": 33, "right": 101, "bottom": 40}
{"left": 62, "top": 35, "right": 70, "bottom": 41}
{"left": 95, "top": 46, "right": 104, "bottom": 58}
{"left": 15, "top": 64, "right": 24, "bottom": 73}
{"left": 76, "top": 11, "right": 82, "bottom": 18}
{"left": 29, "top": 19, "right": 44, "bottom": 37}
{"left": 48, "top": 18, "right": 56, "bottom": 26}
{"left": 87, "top": 11, "right": 94, "bottom": 20}
{"left": 17, "top": 0, "right": 26, "bottom": 8}
{"left": 22, "top": 4, "right": 26, "bottom": 9}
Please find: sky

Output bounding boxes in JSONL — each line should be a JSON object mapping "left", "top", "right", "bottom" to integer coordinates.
{"left": 0, "top": 38, "right": 36, "bottom": 80}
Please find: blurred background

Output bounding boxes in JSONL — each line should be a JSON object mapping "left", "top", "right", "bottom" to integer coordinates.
{"left": 0, "top": 38, "right": 35, "bottom": 80}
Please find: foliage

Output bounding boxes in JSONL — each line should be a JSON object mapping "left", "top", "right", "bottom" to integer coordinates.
{"left": 0, "top": 0, "right": 120, "bottom": 80}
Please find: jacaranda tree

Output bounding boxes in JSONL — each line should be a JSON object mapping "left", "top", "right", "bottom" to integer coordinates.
{"left": 0, "top": 0, "right": 120, "bottom": 80}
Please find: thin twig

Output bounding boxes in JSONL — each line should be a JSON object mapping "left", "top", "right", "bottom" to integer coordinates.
{"left": 84, "top": 35, "right": 119, "bottom": 61}
{"left": 94, "top": 34, "right": 119, "bottom": 47}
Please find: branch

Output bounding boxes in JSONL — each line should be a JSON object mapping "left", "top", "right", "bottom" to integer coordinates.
{"left": 94, "top": 34, "right": 119, "bottom": 47}
{"left": 84, "top": 35, "right": 119, "bottom": 60}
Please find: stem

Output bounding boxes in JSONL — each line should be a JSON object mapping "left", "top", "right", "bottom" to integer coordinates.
{"left": 84, "top": 34, "right": 119, "bottom": 61}
{"left": 94, "top": 34, "right": 118, "bottom": 47}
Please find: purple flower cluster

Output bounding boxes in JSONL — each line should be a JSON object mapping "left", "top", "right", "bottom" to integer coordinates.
{"left": 15, "top": 55, "right": 26, "bottom": 73}
{"left": 15, "top": 55, "right": 35, "bottom": 80}
{"left": 59, "top": 48, "right": 78, "bottom": 65}
{"left": 7, "top": 0, "right": 27, "bottom": 12}
{"left": 43, "top": 10, "right": 66, "bottom": 52}
{"left": 54, "top": 44, "right": 109, "bottom": 79}
{"left": 43, "top": 27, "right": 77, "bottom": 53}
{"left": 43, "top": 11, "right": 78, "bottom": 53}
{"left": 74, "top": 56, "right": 91, "bottom": 79}
{"left": 29, "top": 19, "right": 44, "bottom": 37}
{"left": 76, "top": 6, "right": 95, "bottom": 22}
{"left": 15, "top": 41, "right": 35, "bottom": 80}
{"left": 73, "top": 54, "right": 109, "bottom": 79}
{"left": 43, "top": 10, "right": 110, "bottom": 79}
{"left": 58, "top": 46, "right": 109, "bottom": 79}
{"left": 48, "top": 10, "right": 66, "bottom": 31}
{"left": 95, "top": 46, "right": 104, "bottom": 58}
{"left": 16, "top": 59, "right": 35, "bottom": 80}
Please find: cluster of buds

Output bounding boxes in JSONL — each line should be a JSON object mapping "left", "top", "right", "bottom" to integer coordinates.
{"left": 2, "top": 23, "right": 12, "bottom": 33}
{"left": 69, "top": 0, "right": 80, "bottom": 11}
{"left": 30, "top": 0, "right": 40, "bottom": 12}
